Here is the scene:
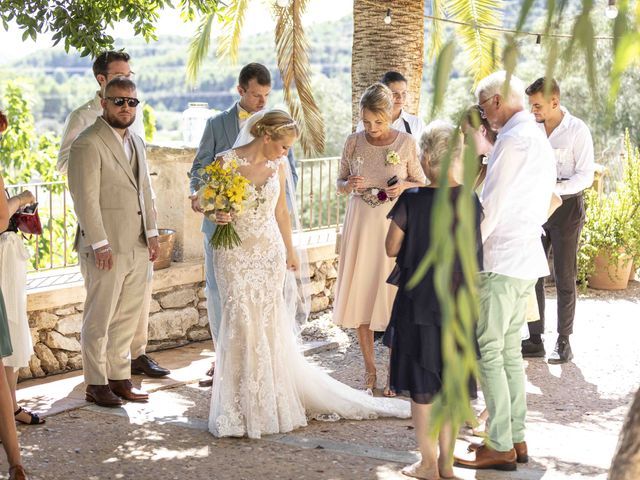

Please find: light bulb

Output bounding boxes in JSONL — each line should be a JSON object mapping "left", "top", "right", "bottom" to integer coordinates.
{"left": 605, "top": 5, "right": 618, "bottom": 19}
{"left": 384, "top": 9, "right": 392, "bottom": 24}
{"left": 276, "top": 0, "right": 289, "bottom": 7}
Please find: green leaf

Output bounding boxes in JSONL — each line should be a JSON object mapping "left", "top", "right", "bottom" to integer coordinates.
{"left": 431, "top": 41, "right": 456, "bottom": 118}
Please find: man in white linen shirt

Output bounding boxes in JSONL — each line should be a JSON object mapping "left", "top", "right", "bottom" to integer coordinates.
{"left": 356, "top": 71, "right": 425, "bottom": 144}
{"left": 523, "top": 77, "right": 595, "bottom": 364}
{"left": 58, "top": 51, "right": 170, "bottom": 379}
{"left": 454, "top": 71, "right": 556, "bottom": 471}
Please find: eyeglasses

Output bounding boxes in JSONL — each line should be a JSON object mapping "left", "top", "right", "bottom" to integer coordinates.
{"left": 477, "top": 95, "right": 495, "bottom": 117}
{"left": 106, "top": 71, "right": 135, "bottom": 79}
{"left": 106, "top": 96, "right": 140, "bottom": 108}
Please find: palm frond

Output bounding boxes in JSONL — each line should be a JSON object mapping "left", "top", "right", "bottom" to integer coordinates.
{"left": 427, "top": 0, "right": 447, "bottom": 61}
{"left": 446, "top": 0, "right": 504, "bottom": 85}
{"left": 186, "top": 13, "right": 216, "bottom": 86}
{"left": 275, "top": 0, "right": 325, "bottom": 155}
{"left": 216, "top": 0, "right": 250, "bottom": 62}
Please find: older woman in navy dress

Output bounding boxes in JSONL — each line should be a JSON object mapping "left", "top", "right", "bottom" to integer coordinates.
{"left": 384, "top": 121, "right": 482, "bottom": 480}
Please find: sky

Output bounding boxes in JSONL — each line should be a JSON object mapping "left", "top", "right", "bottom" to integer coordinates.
{"left": 0, "top": 0, "right": 353, "bottom": 63}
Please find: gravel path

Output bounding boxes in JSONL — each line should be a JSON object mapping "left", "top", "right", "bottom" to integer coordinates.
{"left": 2, "top": 283, "right": 638, "bottom": 480}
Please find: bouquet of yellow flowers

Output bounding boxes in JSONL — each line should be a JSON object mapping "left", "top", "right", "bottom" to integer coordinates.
{"left": 195, "top": 160, "right": 250, "bottom": 249}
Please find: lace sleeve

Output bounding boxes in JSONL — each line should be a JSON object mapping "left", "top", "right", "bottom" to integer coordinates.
{"left": 404, "top": 137, "right": 426, "bottom": 184}
{"left": 339, "top": 134, "right": 357, "bottom": 181}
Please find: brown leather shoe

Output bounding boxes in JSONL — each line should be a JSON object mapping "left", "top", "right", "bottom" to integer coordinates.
{"left": 468, "top": 441, "right": 528, "bottom": 463}
{"left": 198, "top": 377, "right": 213, "bottom": 387}
{"left": 108, "top": 379, "right": 149, "bottom": 402}
{"left": 9, "top": 465, "right": 29, "bottom": 480}
{"left": 455, "top": 445, "right": 517, "bottom": 471}
{"left": 514, "top": 441, "right": 528, "bottom": 463}
{"left": 85, "top": 384, "right": 123, "bottom": 407}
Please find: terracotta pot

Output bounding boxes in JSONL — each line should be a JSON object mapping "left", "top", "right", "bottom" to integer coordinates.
{"left": 630, "top": 264, "right": 637, "bottom": 282}
{"left": 588, "top": 249, "right": 632, "bottom": 290}
{"left": 153, "top": 228, "right": 176, "bottom": 271}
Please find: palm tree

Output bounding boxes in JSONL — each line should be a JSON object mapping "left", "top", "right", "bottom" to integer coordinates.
{"left": 351, "top": 0, "right": 503, "bottom": 125}
{"left": 351, "top": 0, "right": 425, "bottom": 126}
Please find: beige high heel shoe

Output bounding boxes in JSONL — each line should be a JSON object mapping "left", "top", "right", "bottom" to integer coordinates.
{"left": 364, "top": 371, "right": 377, "bottom": 395}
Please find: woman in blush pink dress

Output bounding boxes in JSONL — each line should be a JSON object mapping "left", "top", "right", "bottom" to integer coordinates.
{"left": 333, "top": 83, "right": 426, "bottom": 395}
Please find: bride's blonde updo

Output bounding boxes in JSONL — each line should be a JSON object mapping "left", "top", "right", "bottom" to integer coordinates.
{"left": 359, "top": 83, "right": 393, "bottom": 122}
{"left": 250, "top": 109, "right": 299, "bottom": 140}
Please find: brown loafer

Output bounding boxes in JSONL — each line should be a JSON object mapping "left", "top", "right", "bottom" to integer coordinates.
{"left": 198, "top": 377, "right": 213, "bottom": 388}
{"left": 513, "top": 441, "right": 528, "bottom": 463}
{"left": 108, "top": 379, "right": 149, "bottom": 402}
{"left": 131, "top": 355, "right": 170, "bottom": 377}
{"left": 85, "top": 384, "right": 123, "bottom": 408}
{"left": 9, "top": 465, "right": 29, "bottom": 480}
{"left": 468, "top": 441, "right": 528, "bottom": 463}
{"left": 455, "top": 444, "right": 517, "bottom": 471}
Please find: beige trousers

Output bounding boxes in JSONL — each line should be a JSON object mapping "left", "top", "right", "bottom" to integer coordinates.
{"left": 79, "top": 243, "right": 150, "bottom": 385}
{"left": 130, "top": 269, "right": 153, "bottom": 359}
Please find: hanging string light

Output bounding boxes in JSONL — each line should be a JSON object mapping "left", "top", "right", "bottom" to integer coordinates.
{"left": 275, "top": 0, "right": 290, "bottom": 8}
{"left": 536, "top": 34, "right": 542, "bottom": 46}
{"left": 356, "top": 0, "right": 615, "bottom": 41}
{"left": 605, "top": 0, "right": 619, "bottom": 19}
{"left": 383, "top": 8, "right": 392, "bottom": 24}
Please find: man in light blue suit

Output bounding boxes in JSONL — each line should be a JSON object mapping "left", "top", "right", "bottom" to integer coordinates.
{"left": 188, "top": 63, "right": 298, "bottom": 386}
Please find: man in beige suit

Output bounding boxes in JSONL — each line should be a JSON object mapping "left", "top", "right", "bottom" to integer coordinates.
{"left": 68, "top": 77, "right": 159, "bottom": 407}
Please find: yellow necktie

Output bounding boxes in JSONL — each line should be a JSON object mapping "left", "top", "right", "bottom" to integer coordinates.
{"left": 238, "top": 110, "right": 251, "bottom": 120}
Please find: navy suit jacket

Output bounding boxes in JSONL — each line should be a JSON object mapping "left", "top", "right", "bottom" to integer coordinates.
{"left": 189, "top": 103, "right": 298, "bottom": 236}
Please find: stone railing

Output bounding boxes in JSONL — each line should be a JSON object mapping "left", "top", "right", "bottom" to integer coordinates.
{"left": 22, "top": 144, "right": 340, "bottom": 380}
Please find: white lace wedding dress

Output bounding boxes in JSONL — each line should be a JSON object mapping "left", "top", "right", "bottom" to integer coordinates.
{"left": 208, "top": 151, "right": 410, "bottom": 439}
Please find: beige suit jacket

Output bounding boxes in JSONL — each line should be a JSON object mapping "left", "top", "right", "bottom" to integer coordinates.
{"left": 68, "top": 117, "right": 157, "bottom": 254}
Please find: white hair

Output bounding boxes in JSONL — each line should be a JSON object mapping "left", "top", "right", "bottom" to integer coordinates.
{"left": 475, "top": 70, "right": 526, "bottom": 109}
{"left": 419, "top": 120, "right": 462, "bottom": 183}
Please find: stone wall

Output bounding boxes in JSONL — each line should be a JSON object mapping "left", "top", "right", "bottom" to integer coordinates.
{"left": 22, "top": 244, "right": 339, "bottom": 381}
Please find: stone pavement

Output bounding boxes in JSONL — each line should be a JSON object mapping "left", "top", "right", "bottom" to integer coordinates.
{"left": 2, "top": 285, "right": 639, "bottom": 480}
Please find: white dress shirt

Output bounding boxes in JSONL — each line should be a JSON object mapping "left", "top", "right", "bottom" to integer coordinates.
{"left": 480, "top": 111, "right": 556, "bottom": 280}
{"left": 58, "top": 91, "right": 145, "bottom": 174}
{"left": 356, "top": 109, "right": 426, "bottom": 146}
{"left": 541, "top": 107, "right": 595, "bottom": 196}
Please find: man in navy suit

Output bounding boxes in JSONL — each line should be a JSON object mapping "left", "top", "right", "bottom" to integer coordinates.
{"left": 189, "top": 63, "right": 298, "bottom": 386}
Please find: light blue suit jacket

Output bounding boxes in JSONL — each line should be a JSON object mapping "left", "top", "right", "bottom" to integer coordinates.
{"left": 189, "top": 103, "right": 298, "bottom": 236}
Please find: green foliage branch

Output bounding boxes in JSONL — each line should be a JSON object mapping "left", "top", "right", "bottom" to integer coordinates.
{"left": 0, "top": 0, "right": 223, "bottom": 57}
{"left": 422, "top": 0, "right": 640, "bottom": 447}
{"left": 0, "top": 81, "right": 75, "bottom": 270}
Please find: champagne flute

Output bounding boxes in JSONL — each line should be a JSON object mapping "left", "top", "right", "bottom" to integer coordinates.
{"left": 349, "top": 156, "right": 364, "bottom": 195}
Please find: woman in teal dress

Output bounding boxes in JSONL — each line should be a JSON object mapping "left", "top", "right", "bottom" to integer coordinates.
{"left": 0, "top": 110, "right": 29, "bottom": 479}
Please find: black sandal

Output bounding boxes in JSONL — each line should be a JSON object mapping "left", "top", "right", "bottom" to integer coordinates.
{"left": 14, "top": 406, "right": 45, "bottom": 425}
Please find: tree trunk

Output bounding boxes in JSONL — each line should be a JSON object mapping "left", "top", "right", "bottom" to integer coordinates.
{"left": 351, "top": 0, "right": 425, "bottom": 128}
{"left": 609, "top": 387, "right": 640, "bottom": 479}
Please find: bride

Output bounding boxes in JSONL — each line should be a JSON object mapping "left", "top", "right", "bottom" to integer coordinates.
{"left": 208, "top": 109, "right": 410, "bottom": 439}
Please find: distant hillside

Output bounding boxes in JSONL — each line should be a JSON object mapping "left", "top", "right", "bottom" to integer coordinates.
{"left": 7, "top": 15, "right": 353, "bottom": 118}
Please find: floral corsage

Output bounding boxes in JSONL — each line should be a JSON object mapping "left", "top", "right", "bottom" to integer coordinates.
{"left": 361, "top": 187, "right": 390, "bottom": 207}
{"left": 385, "top": 150, "right": 400, "bottom": 166}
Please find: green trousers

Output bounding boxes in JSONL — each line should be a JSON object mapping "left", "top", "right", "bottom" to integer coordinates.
{"left": 477, "top": 272, "right": 535, "bottom": 452}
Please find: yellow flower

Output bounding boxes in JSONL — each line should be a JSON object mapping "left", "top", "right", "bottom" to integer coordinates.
{"left": 215, "top": 194, "right": 227, "bottom": 210}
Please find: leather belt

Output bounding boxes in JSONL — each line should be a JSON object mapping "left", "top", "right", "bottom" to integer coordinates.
{"left": 560, "top": 191, "right": 583, "bottom": 200}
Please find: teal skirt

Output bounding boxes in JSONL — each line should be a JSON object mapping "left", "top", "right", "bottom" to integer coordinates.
{"left": 0, "top": 288, "right": 12, "bottom": 358}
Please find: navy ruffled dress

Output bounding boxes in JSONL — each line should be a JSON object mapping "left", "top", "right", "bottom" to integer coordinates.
{"left": 383, "top": 186, "right": 482, "bottom": 404}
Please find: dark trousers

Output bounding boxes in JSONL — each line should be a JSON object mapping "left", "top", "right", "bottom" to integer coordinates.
{"left": 530, "top": 195, "right": 585, "bottom": 337}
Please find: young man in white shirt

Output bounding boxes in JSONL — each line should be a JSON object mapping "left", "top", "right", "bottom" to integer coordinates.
{"left": 58, "top": 51, "right": 170, "bottom": 379}
{"left": 454, "top": 71, "right": 556, "bottom": 471}
{"left": 356, "top": 71, "right": 425, "bottom": 144}
{"left": 523, "top": 77, "right": 595, "bottom": 364}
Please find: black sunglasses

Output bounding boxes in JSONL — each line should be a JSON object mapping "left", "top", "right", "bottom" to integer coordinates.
{"left": 106, "top": 96, "right": 140, "bottom": 108}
